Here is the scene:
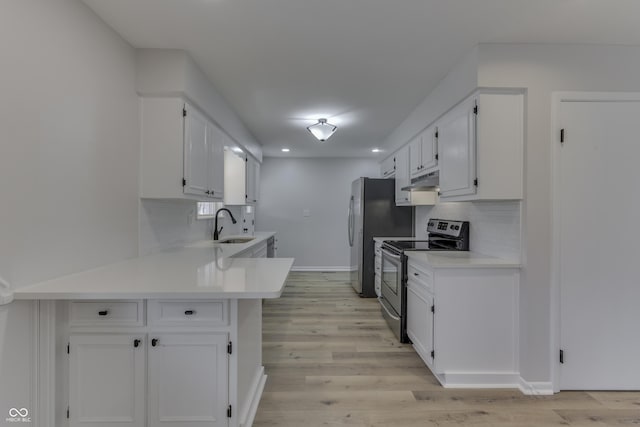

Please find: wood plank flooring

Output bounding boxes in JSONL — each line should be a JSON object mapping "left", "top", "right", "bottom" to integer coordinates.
{"left": 254, "top": 272, "right": 640, "bottom": 426}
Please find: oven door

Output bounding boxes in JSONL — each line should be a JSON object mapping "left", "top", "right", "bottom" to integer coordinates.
{"left": 380, "top": 247, "right": 403, "bottom": 315}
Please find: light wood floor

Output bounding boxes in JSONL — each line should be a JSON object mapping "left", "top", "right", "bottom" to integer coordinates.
{"left": 254, "top": 272, "right": 640, "bottom": 426}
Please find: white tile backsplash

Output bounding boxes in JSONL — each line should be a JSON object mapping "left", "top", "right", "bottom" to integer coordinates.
{"left": 139, "top": 199, "right": 242, "bottom": 255}
{"left": 415, "top": 201, "right": 521, "bottom": 260}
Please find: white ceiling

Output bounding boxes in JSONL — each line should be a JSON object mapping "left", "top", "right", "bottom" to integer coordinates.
{"left": 82, "top": 0, "right": 640, "bottom": 158}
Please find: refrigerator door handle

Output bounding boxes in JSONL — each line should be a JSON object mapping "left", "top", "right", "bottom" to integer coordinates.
{"left": 348, "top": 196, "right": 354, "bottom": 247}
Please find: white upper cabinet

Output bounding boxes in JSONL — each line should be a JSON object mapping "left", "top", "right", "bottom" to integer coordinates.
{"left": 140, "top": 97, "right": 224, "bottom": 201}
{"left": 438, "top": 96, "right": 478, "bottom": 198}
{"left": 394, "top": 145, "right": 411, "bottom": 205}
{"left": 184, "top": 105, "right": 211, "bottom": 197}
{"left": 395, "top": 145, "right": 438, "bottom": 206}
{"left": 224, "top": 150, "right": 260, "bottom": 205}
{"left": 245, "top": 155, "right": 260, "bottom": 204}
{"left": 380, "top": 155, "right": 396, "bottom": 178}
{"left": 409, "top": 125, "right": 438, "bottom": 179}
{"left": 438, "top": 91, "right": 524, "bottom": 201}
{"left": 223, "top": 148, "right": 246, "bottom": 205}
{"left": 208, "top": 125, "right": 226, "bottom": 200}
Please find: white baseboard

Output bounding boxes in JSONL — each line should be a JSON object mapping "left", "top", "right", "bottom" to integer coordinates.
{"left": 518, "top": 377, "right": 554, "bottom": 395}
{"left": 436, "top": 372, "right": 521, "bottom": 389}
{"left": 239, "top": 366, "right": 267, "bottom": 427}
{"left": 290, "top": 266, "right": 351, "bottom": 272}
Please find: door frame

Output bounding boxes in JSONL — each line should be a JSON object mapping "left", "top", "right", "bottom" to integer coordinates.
{"left": 550, "top": 91, "right": 640, "bottom": 392}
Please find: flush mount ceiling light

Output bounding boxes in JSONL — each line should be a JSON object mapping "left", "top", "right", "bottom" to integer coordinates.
{"left": 306, "top": 118, "right": 337, "bottom": 142}
{"left": 281, "top": 148, "right": 290, "bottom": 152}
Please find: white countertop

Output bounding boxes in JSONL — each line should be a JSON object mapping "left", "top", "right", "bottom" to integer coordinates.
{"left": 15, "top": 232, "right": 294, "bottom": 300}
{"left": 405, "top": 251, "right": 521, "bottom": 269}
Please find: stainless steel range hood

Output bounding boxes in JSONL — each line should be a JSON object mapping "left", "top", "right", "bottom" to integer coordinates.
{"left": 401, "top": 170, "right": 439, "bottom": 191}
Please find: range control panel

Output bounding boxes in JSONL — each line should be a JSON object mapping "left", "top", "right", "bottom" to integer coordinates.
{"left": 427, "top": 219, "right": 468, "bottom": 237}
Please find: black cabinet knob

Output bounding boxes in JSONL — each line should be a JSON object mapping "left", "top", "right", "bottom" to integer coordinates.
{"left": 414, "top": 272, "right": 419, "bottom": 276}
{"left": 98, "top": 310, "right": 109, "bottom": 316}
{"left": 134, "top": 339, "right": 141, "bottom": 348}
{"left": 151, "top": 338, "right": 159, "bottom": 347}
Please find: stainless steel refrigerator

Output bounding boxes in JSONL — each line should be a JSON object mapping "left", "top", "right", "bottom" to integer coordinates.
{"left": 348, "top": 178, "right": 413, "bottom": 297}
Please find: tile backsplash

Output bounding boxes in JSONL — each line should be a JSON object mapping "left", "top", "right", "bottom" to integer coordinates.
{"left": 415, "top": 201, "right": 521, "bottom": 260}
{"left": 139, "top": 199, "right": 242, "bottom": 256}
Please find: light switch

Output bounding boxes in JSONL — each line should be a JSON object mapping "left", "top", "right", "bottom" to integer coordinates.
{"left": 303, "top": 209, "right": 311, "bottom": 217}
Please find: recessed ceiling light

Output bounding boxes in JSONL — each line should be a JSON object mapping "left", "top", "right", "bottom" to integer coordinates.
{"left": 281, "top": 148, "right": 290, "bottom": 152}
{"left": 372, "top": 148, "right": 382, "bottom": 153}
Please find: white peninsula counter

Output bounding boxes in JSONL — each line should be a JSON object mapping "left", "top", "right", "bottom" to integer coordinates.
{"left": 14, "top": 231, "right": 293, "bottom": 427}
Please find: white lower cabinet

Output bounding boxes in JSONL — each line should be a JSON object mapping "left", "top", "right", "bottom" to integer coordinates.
{"left": 405, "top": 258, "right": 519, "bottom": 388}
{"left": 68, "top": 302, "right": 233, "bottom": 427}
{"left": 147, "top": 333, "right": 229, "bottom": 427}
{"left": 69, "top": 334, "right": 145, "bottom": 427}
{"left": 406, "top": 278, "right": 434, "bottom": 370}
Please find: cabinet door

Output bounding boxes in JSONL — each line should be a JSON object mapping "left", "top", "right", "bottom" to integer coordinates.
{"left": 409, "top": 137, "right": 423, "bottom": 178}
{"left": 148, "top": 333, "right": 229, "bottom": 427}
{"left": 207, "top": 125, "right": 225, "bottom": 200}
{"left": 69, "top": 334, "right": 145, "bottom": 427}
{"left": 224, "top": 148, "right": 247, "bottom": 205}
{"left": 245, "top": 156, "right": 260, "bottom": 204}
{"left": 406, "top": 284, "right": 434, "bottom": 368}
{"left": 381, "top": 156, "right": 396, "bottom": 177}
{"left": 421, "top": 125, "right": 438, "bottom": 173}
{"left": 438, "top": 97, "right": 477, "bottom": 198}
{"left": 184, "top": 105, "right": 210, "bottom": 197}
{"left": 394, "top": 146, "right": 411, "bottom": 205}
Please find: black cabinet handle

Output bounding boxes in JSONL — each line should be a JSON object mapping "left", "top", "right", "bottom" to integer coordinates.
{"left": 98, "top": 310, "right": 109, "bottom": 316}
{"left": 184, "top": 310, "right": 196, "bottom": 316}
{"left": 134, "top": 339, "right": 141, "bottom": 348}
{"left": 151, "top": 338, "right": 159, "bottom": 347}
{"left": 414, "top": 272, "right": 419, "bottom": 276}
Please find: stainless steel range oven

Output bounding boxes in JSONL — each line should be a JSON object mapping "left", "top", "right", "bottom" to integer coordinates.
{"left": 379, "top": 219, "right": 469, "bottom": 342}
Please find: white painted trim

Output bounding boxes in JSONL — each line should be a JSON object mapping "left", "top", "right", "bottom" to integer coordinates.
{"left": 436, "top": 371, "right": 521, "bottom": 389}
{"left": 290, "top": 266, "right": 351, "bottom": 272}
{"left": 239, "top": 367, "right": 266, "bottom": 427}
{"left": 518, "top": 377, "right": 554, "bottom": 396}
{"left": 550, "top": 91, "right": 640, "bottom": 393}
{"left": 36, "top": 301, "right": 56, "bottom": 427}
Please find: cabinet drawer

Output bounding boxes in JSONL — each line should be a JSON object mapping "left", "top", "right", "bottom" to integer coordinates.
{"left": 69, "top": 300, "right": 144, "bottom": 327}
{"left": 148, "top": 300, "right": 229, "bottom": 327}
{"left": 407, "top": 263, "right": 433, "bottom": 292}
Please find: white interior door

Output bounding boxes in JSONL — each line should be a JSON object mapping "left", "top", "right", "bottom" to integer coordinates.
{"left": 558, "top": 99, "right": 640, "bottom": 389}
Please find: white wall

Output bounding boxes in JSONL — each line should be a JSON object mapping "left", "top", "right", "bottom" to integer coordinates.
{"left": 382, "top": 47, "right": 479, "bottom": 156}
{"left": 0, "top": 0, "right": 139, "bottom": 417}
{"left": 476, "top": 43, "right": 640, "bottom": 383}
{"left": 136, "top": 49, "right": 263, "bottom": 161}
{"left": 256, "top": 158, "right": 380, "bottom": 269}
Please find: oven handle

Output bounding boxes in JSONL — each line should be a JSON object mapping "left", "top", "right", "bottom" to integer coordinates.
{"left": 381, "top": 248, "right": 402, "bottom": 261}
{"left": 379, "top": 297, "right": 400, "bottom": 321}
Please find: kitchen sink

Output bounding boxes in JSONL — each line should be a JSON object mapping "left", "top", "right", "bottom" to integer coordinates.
{"left": 216, "top": 237, "right": 255, "bottom": 244}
